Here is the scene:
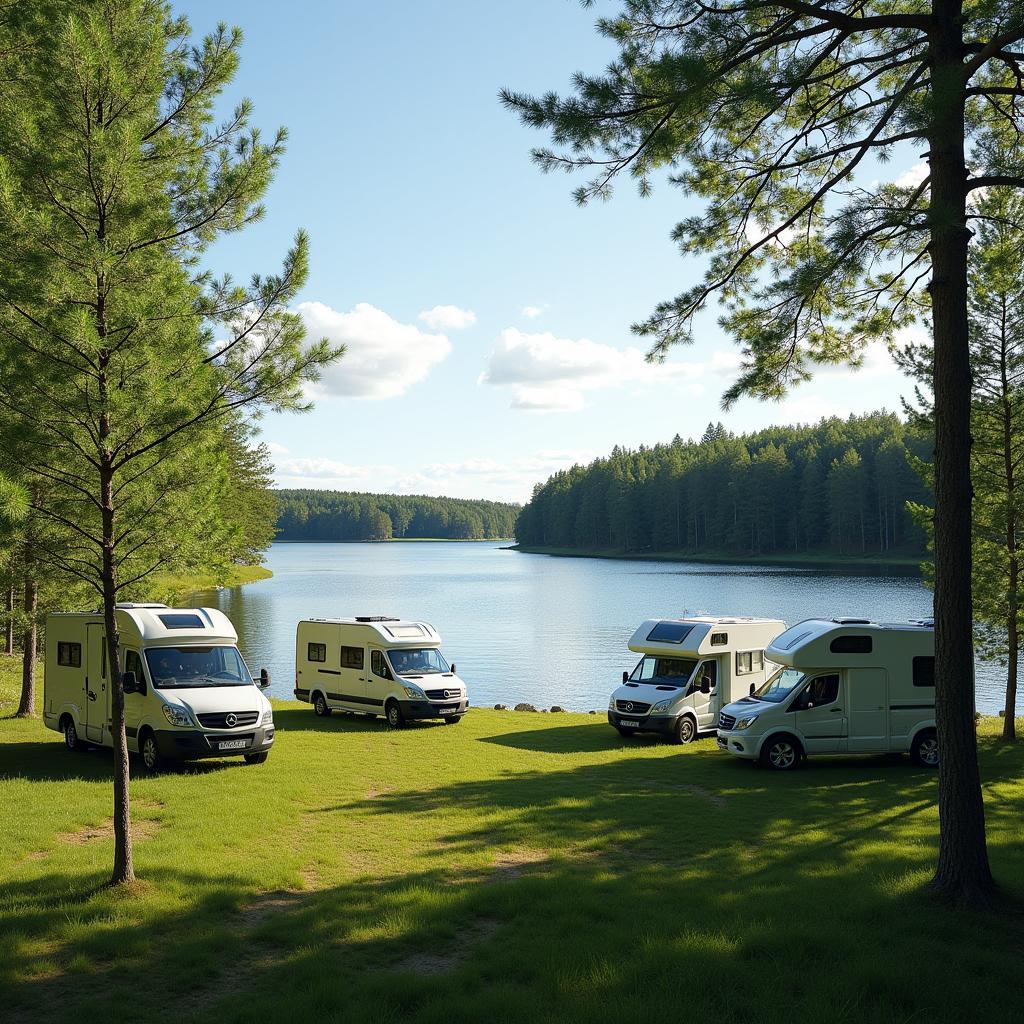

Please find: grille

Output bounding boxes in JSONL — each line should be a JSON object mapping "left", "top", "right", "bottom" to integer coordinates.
{"left": 425, "top": 688, "right": 461, "bottom": 701}
{"left": 615, "top": 699, "right": 650, "bottom": 715}
{"left": 197, "top": 710, "right": 259, "bottom": 729}
{"left": 719, "top": 712, "right": 736, "bottom": 730}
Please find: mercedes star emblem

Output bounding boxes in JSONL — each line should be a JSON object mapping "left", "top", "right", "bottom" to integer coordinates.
{"left": 225, "top": 712, "right": 237, "bottom": 727}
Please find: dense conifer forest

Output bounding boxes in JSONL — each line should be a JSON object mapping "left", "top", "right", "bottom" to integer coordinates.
{"left": 274, "top": 490, "right": 520, "bottom": 541}
{"left": 515, "top": 413, "right": 931, "bottom": 559}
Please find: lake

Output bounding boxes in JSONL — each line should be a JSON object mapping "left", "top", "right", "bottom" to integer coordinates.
{"left": 206, "top": 542, "right": 1009, "bottom": 715}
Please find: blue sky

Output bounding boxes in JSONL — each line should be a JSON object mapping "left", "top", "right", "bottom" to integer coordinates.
{"left": 177, "top": 0, "right": 921, "bottom": 503}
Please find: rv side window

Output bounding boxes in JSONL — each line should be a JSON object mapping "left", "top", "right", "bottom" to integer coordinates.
{"left": 710, "top": 632, "right": 728, "bottom": 646}
{"left": 791, "top": 673, "right": 840, "bottom": 710}
{"left": 341, "top": 645, "right": 364, "bottom": 670}
{"left": 735, "top": 650, "right": 764, "bottom": 675}
{"left": 57, "top": 642, "right": 82, "bottom": 668}
{"left": 307, "top": 642, "right": 326, "bottom": 663}
{"left": 912, "top": 656, "right": 935, "bottom": 687}
{"left": 371, "top": 650, "right": 392, "bottom": 680}
{"left": 829, "top": 634, "right": 873, "bottom": 654}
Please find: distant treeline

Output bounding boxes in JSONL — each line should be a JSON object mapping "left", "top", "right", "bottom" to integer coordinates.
{"left": 275, "top": 490, "right": 521, "bottom": 541}
{"left": 515, "top": 413, "right": 932, "bottom": 558}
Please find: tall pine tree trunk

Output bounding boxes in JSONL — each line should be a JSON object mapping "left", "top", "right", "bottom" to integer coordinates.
{"left": 1003, "top": 375, "right": 1018, "bottom": 742}
{"left": 16, "top": 577, "right": 37, "bottom": 717}
{"left": 928, "top": 8, "right": 995, "bottom": 904}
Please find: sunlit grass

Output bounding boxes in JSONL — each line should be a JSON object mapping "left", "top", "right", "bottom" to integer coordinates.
{"left": 1, "top": 657, "right": 1022, "bottom": 1024}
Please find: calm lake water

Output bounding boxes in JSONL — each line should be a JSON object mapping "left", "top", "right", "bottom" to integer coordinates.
{"left": 205, "top": 542, "right": 1008, "bottom": 715}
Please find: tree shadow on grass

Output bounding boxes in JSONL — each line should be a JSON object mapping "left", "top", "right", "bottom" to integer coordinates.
{"left": 274, "top": 705, "right": 457, "bottom": 735}
{"left": 481, "top": 721, "right": 671, "bottom": 754}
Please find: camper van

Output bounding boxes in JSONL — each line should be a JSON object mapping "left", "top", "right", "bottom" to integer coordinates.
{"left": 716, "top": 617, "right": 937, "bottom": 770}
{"left": 294, "top": 617, "right": 468, "bottom": 727}
{"left": 44, "top": 604, "right": 274, "bottom": 772}
{"left": 607, "top": 616, "right": 785, "bottom": 743}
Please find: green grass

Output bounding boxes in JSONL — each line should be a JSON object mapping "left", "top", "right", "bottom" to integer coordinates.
{"left": 148, "top": 564, "right": 272, "bottom": 603}
{"left": 514, "top": 545, "right": 925, "bottom": 572}
{"left": 2, "top": 658, "right": 1022, "bottom": 1024}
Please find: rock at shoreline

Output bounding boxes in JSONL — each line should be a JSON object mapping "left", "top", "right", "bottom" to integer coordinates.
{"left": 550, "top": 705, "right": 565, "bottom": 713}
{"left": 513, "top": 702, "right": 539, "bottom": 713}
{"left": 494, "top": 703, "right": 509, "bottom": 711}
{"left": 588, "top": 710, "right": 596, "bottom": 714}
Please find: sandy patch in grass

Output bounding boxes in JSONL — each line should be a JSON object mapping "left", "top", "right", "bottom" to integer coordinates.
{"left": 492, "top": 848, "right": 550, "bottom": 879}
{"left": 392, "top": 917, "right": 500, "bottom": 974}
{"left": 238, "top": 889, "right": 308, "bottom": 928}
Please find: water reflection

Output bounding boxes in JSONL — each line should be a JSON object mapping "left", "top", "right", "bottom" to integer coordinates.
{"left": 195, "top": 542, "right": 1008, "bottom": 715}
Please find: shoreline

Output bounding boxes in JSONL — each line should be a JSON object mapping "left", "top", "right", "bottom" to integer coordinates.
{"left": 510, "top": 545, "right": 925, "bottom": 575}
{"left": 154, "top": 564, "right": 273, "bottom": 602}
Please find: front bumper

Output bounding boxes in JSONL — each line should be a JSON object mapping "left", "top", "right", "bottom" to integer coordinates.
{"left": 399, "top": 698, "right": 468, "bottom": 721}
{"left": 716, "top": 729, "right": 757, "bottom": 759}
{"left": 607, "top": 710, "right": 679, "bottom": 737}
{"left": 153, "top": 724, "right": 276, "bottom": 760}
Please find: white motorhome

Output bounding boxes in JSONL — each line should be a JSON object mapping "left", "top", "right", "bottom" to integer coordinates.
{"left": 607, "top": 616, "right": 785, "bottom": 743}
{"left": 294, "top": 617, "right": 468, "bottom": 727}
{"left": 716, "top": 617, "right": 937, "bottom": 770}
{"left": 44, "top": 604, "right": 274, "bottom": 772}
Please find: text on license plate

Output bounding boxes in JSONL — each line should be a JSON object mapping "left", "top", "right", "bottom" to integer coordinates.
{"left": 218, "top": 739, "right": 247, "bottom": 750}
{"left": 439, "top": 707, "right": 458, "bottom": 715}
{"left": 619, "top": 719, "right": 640, "bottom": 728}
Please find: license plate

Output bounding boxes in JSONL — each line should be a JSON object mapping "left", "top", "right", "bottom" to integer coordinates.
{"left": 218, "top": 739, "right": 247, "bottom": 750}
{"left": 439, "top": 707, "right": 458, "bottom": 715}
{"left": 620, "top": 719, "right": 640, "bottom": 728}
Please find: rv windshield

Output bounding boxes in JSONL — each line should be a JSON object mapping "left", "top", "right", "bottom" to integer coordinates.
{"left": 145, "top": 646, "right": 252, "bottom": 689}
{"left": 753, "top": 667, "right": 805, "bottom": 703}
{"left": 387, "top": 648, "right": 450, "bottom": 676}
{"left": 629, "top": 655, "right": 697, "bottom": 686}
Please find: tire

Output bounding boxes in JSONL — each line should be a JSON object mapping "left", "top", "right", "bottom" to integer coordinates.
{"left": 140, "top": 730, "right": 162, "bottom": 773}
{"left": 313, "top": 692, "right": 331, "bottom": 717}
{"left": 910, "top": 729, "right": 939, "bottom": 768}
{"left": 444, "top": 716, "right": 462, "bottom": 726}
{"left": 244, "top": 751, "right": 269, "bottom": 765}
{"left": 673, "top": 715, "right": 698, "bottom": 745}
{"left": 759, "top": 734, "right": 803, "bottom": 771}
{"left": 62, "top": 716, "right": 82, "bottom": 751}
{"left": 385, "top": 700, "right": 405, "bottom": 728}
{"left": 616, "top": 726, "right": 636, "bottom": 738}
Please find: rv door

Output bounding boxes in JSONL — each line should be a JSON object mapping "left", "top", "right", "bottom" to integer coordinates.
{"left": 847, "top": 668, "right": 889, "bottom": 752}
{"left": 84, "top": 624, "right": 108, "bottom": 743}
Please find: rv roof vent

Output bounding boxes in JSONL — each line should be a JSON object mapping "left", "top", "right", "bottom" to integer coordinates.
{"left": 356, "top": 616, "right": 401, "bottom": 623}
{"left": 832, "top": 617, "right": 872, "bottom": 625}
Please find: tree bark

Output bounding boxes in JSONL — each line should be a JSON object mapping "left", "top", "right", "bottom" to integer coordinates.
{"left": 1002, "top": 357, "right": 1018, "bottom": 742}
{"left": 16, "top": 577, "right": 37, "bottom": 717}
{"left": 927, "top": 2, "right": 996, "bottom": 904}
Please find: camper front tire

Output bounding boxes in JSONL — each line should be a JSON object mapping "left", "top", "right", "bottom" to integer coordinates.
{"left": 759, "top": 734, "right": 803, "bottom": 771}
{"left": 910, "top": 729, "right": 939, "bottom": 768}
{"left": 673, "top": 715, "right": 698, "bottom": 745}
{"left": 385, "top": 700, "right": 405, "bottom": 728}
{"left": 62, "top": 716, "right": 82, "bottom": 752}
{"left": 139, "top": 730, "right": 162, "bottom": 773}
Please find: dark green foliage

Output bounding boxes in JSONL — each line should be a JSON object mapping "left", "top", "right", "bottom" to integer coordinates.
{"left": 275, "top": 491, "right": 520, "bottom": 542}
{"left": 516, "top": 413, "right": 930, "bottom": 558}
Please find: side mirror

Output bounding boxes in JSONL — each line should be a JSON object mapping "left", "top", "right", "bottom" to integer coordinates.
{"left": 122, "top": 670, "right": 141, "bottom": 695}
{"left": 259, "top": 668, "right": 271, "bottom": 689}
{"left": 622, "top": 670, "right": 629, "bottom": 684}
{"left": 749, "top": 683, "right": 756, "bottom": 696}
{"left": 450, "top": 663, "right": 456, "bottom": 675}
{"left": 700, "top": 678, "right": 711, "bottom": 695}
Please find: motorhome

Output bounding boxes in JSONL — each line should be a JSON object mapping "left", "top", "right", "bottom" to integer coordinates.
{"left": 294, "top": 617, "right": 468, "bottom": 727}
{"left": 716, "top": 617, "right": 937, "bottom": 770}
{"left": 607, "top": 616, "right": 785, "bottom": 743}
{"left": 44, "top": 604, "right": 274, "bottom": 772}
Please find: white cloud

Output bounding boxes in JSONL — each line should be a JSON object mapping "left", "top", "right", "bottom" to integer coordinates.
{"left": 417, "top": 304, "right": 476, "bottom": 330}
{"left": 479, "top": 327, "right": 705, "bottom": 411}
{"left": 265, "top": 440, "right": 290, "bottom": 455}
{"left": 299, "top": 301, "right": 451, "bottom": 399}
{"left": 892, "top": 162, "right": 929, "bottom": 190}
{"left": 521, "top": 305, "right": 545, "bottom": 319}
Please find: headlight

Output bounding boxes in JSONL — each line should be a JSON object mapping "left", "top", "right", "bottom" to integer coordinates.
{"left": 651, "top": 699, "right": 674, "bottom": 713}
{"left": 402, "top": 685, "right": 426, "bottom": 700}
{"left": 261, "top": 708, "right": 273, "bottom": 726}
{"left": 736, "top": 715, "right": 759, "bottom": 730}
{"left": 608, "top": 696, "right": 616, "bottom": 710}
{"left": 161, "top": 704, "right": 192, "bottom": 728}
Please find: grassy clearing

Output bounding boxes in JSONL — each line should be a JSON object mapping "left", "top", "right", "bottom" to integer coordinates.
{"left": 148, "top": 564, "right": 272, "bottom": 603}
{"left": 513, "top": 545, "right": 925, "bottom": 573}
{"left": 1, "top": 659, "right": 1022, "bottom": 1024}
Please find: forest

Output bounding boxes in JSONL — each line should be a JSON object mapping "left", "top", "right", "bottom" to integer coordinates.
{"left": 274, "top": 490, "right": 521, "bottom": 542}
{"left": 514, "top": 413, "right": 932, "bottom": 559}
